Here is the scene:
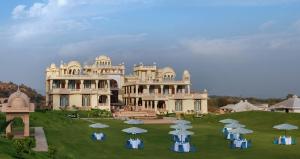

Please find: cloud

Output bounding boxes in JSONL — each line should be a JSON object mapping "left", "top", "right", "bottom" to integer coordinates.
{"left": 259, "top": 20, "right": 276, "bottom": 31}
{"left": 180, "top": 32, "right": 300, "bottom": 56}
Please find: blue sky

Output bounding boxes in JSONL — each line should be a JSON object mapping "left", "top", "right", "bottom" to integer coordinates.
{"left": 1, "top": 0, "right": 300, "bottom": 98}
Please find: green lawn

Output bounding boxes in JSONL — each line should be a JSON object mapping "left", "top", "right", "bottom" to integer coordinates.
{"left": 1, "top": 111, "right": 300, "bottom": 159}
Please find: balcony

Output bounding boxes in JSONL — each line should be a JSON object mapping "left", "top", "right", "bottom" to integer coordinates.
{"left": 50, "top": 88, "right": 110, "bottom": 94}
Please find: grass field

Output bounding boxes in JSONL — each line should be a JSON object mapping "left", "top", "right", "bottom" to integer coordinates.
{"left": 1, "top": 111, "right": 300, "bottom": 159}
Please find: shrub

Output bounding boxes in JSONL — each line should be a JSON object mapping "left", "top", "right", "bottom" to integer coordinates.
{"left": 7, "top": 132, "right": 14, "bottom": 140}
{"left": 12, "top": 137, "right": 36, "bottom": 158}
{"left": 48, "top": 145, "right": 57, "bottom": 159}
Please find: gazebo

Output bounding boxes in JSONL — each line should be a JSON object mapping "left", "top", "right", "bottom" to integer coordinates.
{"left": 1, "top": 88, "right": 35, "bottom": 137}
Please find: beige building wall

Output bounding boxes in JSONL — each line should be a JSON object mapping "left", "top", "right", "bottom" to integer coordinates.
{"left": 52, "top": 95, "right": 60, "bottom": 110}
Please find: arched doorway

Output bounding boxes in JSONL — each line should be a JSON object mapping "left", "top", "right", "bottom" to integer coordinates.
{"left": 157, "top": 101, "right": 166, "bottom": 111}
{"left": 110, "top": 79, "right": 119, "bottom": 104}
{"left": 11, "top": 117, "right": 25, "bottom": 137}
{"left": 99, "top": 95, "right": 107, "bottom": 105}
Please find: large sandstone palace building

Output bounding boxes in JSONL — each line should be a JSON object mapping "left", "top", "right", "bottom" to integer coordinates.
{"left": 45, "top": 55, "right": 208, "bottom": 114}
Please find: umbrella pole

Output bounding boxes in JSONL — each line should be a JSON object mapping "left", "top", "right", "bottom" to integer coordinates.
{"left": 285, "top": 130, "right": 287, "bottom": 136}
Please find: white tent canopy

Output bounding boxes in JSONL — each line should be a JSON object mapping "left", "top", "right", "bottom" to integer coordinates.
{"left": 220, "top": 100, "right": 262, "bottom": 112}
{"left": 270, "top": 95, "right": 300, "bottom": 112}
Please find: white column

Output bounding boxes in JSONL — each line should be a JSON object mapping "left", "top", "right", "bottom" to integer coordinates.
{"left": 80, "top": 80, "right": 84, "bottom": 90}
{"left": 187, "top": 85, "right": 191, "bottom": 94}
{"left": 174, "top": 85, "right": 177, "bottom": 94}
{"left": 95, "top": 80, "right": 98, "bottom": 89}
{"left": 160, "top": 85, "right": 163, "bottom": 94}
{"left": 65, "top": 80, "right": 69, "bottom": 89}
{"left": 146, "top": 85, "right": 150, "bottom": 94}
{"left": 50, "top": 80, "right": 53, "bottom": 90}
{"left": 154, "top": 100, "right": 158, "bottom": 112}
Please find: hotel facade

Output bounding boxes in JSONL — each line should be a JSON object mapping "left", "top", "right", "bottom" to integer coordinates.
{"left": 45, "top": 55, "right": 208, "bottom": 114}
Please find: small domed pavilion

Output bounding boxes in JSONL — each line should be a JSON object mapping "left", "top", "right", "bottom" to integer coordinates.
{"left": 2, "top": 88, "right": 35, "bottom": 137}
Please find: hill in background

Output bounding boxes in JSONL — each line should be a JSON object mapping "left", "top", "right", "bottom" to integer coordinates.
{"left": 0, "top": 81, "right": 45, "bottom": 109}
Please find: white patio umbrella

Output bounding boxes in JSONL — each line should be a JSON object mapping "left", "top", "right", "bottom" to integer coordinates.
{"left": 173, "top": 119, "right": 191, "bottom": 125}
{"left": 229, "top": 127, "right": 253, "bottom": 134}
{"left": 169, "top": 130, "right": 194, "bottom": 136}
{"left": 273, "top": 123, "right": 298, "bottom": 136}
{"left": 170, "top": 124, "right": 193, "bottom": 130}
{"left": 219, "top": 119, "right": 239, "bottom": 124}
{"left": 224, "top": 123, "right": 245, "bottom": 129}
{"left": 89, "top": 123, "right": 109, "bottom": 129}
{"left": 122, "top": 127, "right": 148, "bottom": 134}
{"left": 124, "top": 119, "right": 144, "bottom": 125}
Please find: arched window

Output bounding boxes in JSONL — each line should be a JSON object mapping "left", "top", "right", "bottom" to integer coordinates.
{"left": 194, "top": 100, "right": 201, "bottom": 112}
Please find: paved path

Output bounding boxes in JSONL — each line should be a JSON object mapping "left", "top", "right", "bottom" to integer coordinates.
{"left": 32, "top": 127, "right": 48, "bottom": 152}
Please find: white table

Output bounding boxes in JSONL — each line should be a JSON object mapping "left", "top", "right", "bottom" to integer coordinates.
{"left": 174, "top": 142, "right": 190, "bottom": 152}
{"left": 278, "top": 136, "right": 292, "bottom": 145}
{"left": 94, "top": 133, "right": 104, "bottom": 140}
{"left": 233, "top": 139, "right": 247, "bottom": 148}
{"left": 129, "top": 139, "right": 141, "bottom": 149}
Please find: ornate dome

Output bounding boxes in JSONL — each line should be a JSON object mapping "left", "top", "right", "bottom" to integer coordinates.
{"left": 182, "top": 70, "right": 190, "bottom": 81}
{"left": 50, "top": 63, "right": 56, "bottom": 69}
{"left": 7, "top": 89, "right": 30, "bottom": 107}
{"left": 162, "top": 67, "right": 176, "bottom": 79}
{"left": 96, "top": 55, "right": 111, "bottom": 61}
{"left": 95, "top": 55, "right": 112, "bottom": 66}
{"left": 68, "top": 61, "right": 81, "bottom": 67}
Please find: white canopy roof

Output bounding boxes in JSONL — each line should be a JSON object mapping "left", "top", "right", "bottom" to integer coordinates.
{"left": 270, "top": 95, "right": 300, "bottom": 110}
{"left": 221, "top": 100, "right": 262, "bottom": 112}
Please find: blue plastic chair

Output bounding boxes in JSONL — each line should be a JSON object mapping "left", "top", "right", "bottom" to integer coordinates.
{"left": 229, "top": 140, "right": 235, "bottom": 149}
{"left": 292, "top": 138, "right": 296, "bottom": 145}
{"left": 126, "top": 140, "right": 132, "bottom": 149}
{"left": 273, "top": 138, "right": 278, "bottom": 145}
{"left": 241, "top": 142, "right": 247, "bottom": 149}
{"left": 239, "top": 134, "right": 244, "bottom": 140}
{"left": 248, "top": 140, "right": 252, "bottom": 148}
{"left": 224, "top": 129, "right": 229, "bottom": 137}
{"left": 138, "top": 141, "right": 144, "bottom": 149}
{"left": 281, "top": 138, "right": 286, "bottom": 145}
{"left": 230, "top": 134, "right": 235, "bottom": 141}
{"left": 190, "top": 146, "right": 196, "bottom": 152}
{"left": 178, "top": 145, "right": 184, "bottom": 153}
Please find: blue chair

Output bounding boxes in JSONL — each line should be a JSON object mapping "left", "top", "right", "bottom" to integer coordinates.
{"left": 292, "top": 138, "right": 296, "bottom": 145}
{"left": 126, "top": 140, "right": 132, "bottom": 149}
{"left": 230, "top": 134, "right": 235, "bottom": 141}
{"left": 138, "top": 141, "right": 144, "bottom": 149}
{"left": 170, "top": 145, "right": 175, "bottom": 151}
{"left": 184, "top": 136, "right": 191, "bottom": 143}
{"left": 102, "top": 134, "right": 106, "bottom": 141}
{"left": 229, "top": 140, "right": 235, "bottom": 149}
{"left": 273, "top": 138, "right": 278, "bottom": 145}
{"left": 248, "top": 140, "right": 252, "bottom": 148}
{"left": 239, "top": 134, "right": 244, "bottom": 140}
{"left": 190, "top": 146, "right": 196, "bottom": 152}
{"left": 178, "top": 144, "right": 184, "bottom": 153}
{"left": 224, "top": 129, "right": 229, "bottom": 137}
{"left": 91, "top": 134, "right": 96, "bottom": 141}
{"left": 281, "top": 138, "right": 286, "bottom": 145}
{"left": 241, "top": 142, "right": 247, "bottom": 149}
